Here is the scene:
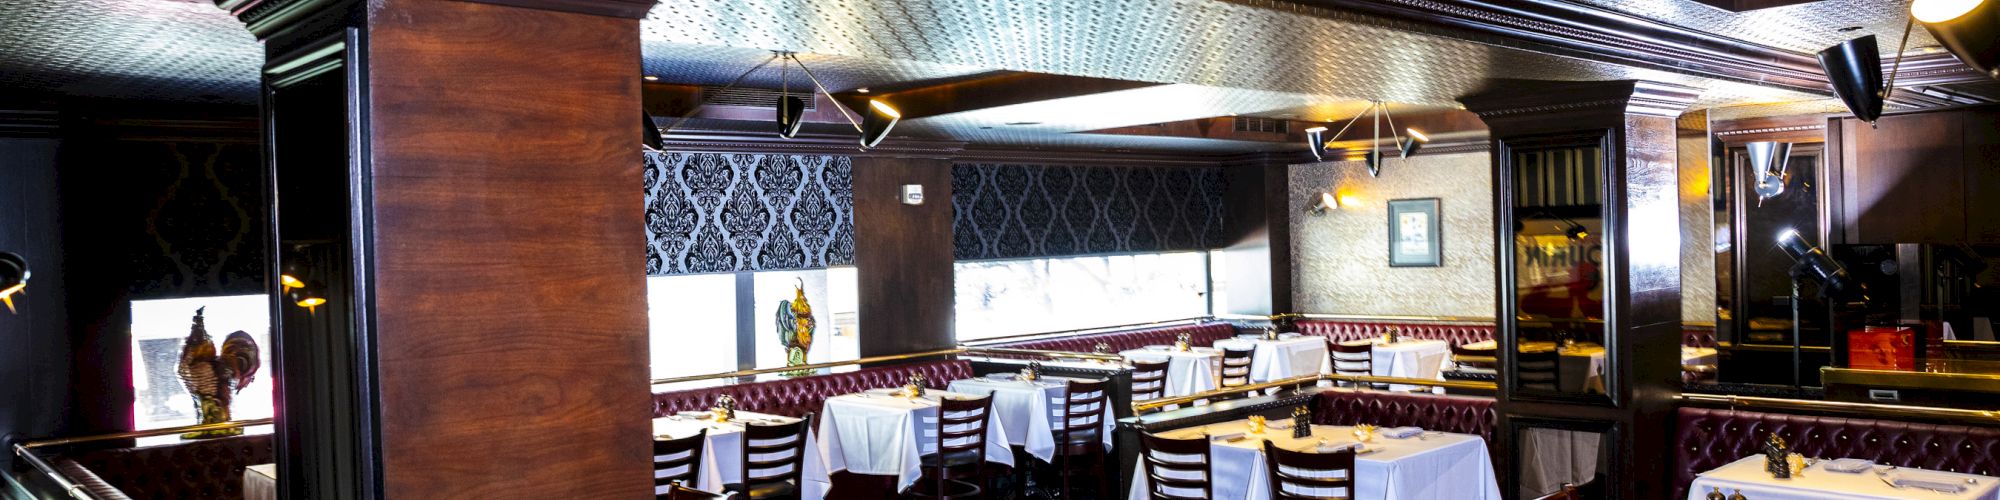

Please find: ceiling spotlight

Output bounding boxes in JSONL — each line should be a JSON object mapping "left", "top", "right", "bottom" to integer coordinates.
{"left": 1747, "top": 141, "right": 1794, "bottom": 206}
{"left": 289, "top": 280, "right": 327, "bottom": 315}
{"left": 1915, "top": 0, "right": 2000, "bottom": 79}
{"left": 280, "top": 245, "right": 308, "bottom": 293}
{"left": 859, "top": 100, "right": 901, "bottom": 148}
{"left": 1304, "top": 126, "right": 1330, "bottom": 161}
{"left": 1776, "top": 229, "right": 1859, "bottom": 300}
{"left": 1306, "top": 191, "right": 1340, "bottom": 215}
{"left": 1818, "top": 35, "right": 1887, "bottom": 123}
{"left": 856, "top": 87, "right": 871, "bottom": 94}
{"left": 642, "top": 75, "right": 660, "bottom": 82}
{"left": 0, "top": 251, "right": 28, "bottom": 314}
{"left": 1399, "top": 128, "right": 1429, "bottom": 159}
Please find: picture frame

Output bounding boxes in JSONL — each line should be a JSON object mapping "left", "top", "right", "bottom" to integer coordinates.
{"left": 1387, "top": 198, "right": 1442, "bottom": 267}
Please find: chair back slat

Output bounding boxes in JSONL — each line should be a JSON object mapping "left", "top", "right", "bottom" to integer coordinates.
{"left": 1262, "top": 439, "right": 1356, "bottom": 500}
{"left": 1517, "top": 349, "right": 1561, "bottom": 391}
{"left": 937, "top": 394, "right": 993, "bottom": 456}
{"left": 1139, "top": 432, "right": 1213, "bottom": 500}
{"left": 1220, "top": 348, "right": 1255, "bottom": 389}
{"left": 653, "top": 429, "right": 706, "bottom": 495}
{"left": 1131, "top": 360, "right": 1170, "bottom": 401}
{"left": 1329, "top": 341, "right": 1376, "bottom": 389}
{"left": 741, "top": 414, "right": 812, "bottom": 489}
{"left": 1055, "top": 378, "right": 1109, "bottom": 455}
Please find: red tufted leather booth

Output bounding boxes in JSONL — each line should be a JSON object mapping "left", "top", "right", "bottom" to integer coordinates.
{"left": 1311, "top": 389, "right": 1497, "bottom": 440}
{"left": 53, "top": 433, "right": 274, "bottom": 500}
{"left": 1673, "top": 407, "right": 2000, "bottom": 499}
{"left": 651, "top": 359, "right": 973, "bottom": 418}
{"left": 975, "top": 322, "right": 1239, "bottom": 355}
{"left": 1294, "top": 319, "right": 1495, "bottom": 347}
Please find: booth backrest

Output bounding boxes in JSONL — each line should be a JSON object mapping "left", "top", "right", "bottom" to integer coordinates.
{"left": 58, "top": 433, "right": 274, "bottom": 500}
{"left": 1673, "top": 407, "right": 2000, "bottom": 499}
{"left": 1311, "top": 389, "right": 1497, "bottom": 440}
{"left": 976, "top": 322, "right": 1238, "bottom": 355}
{"left": 652, "top": 359, "right": 974, "bottom": 418}
{"left": 1295, "top": 319, "right": 1494, "bottom": 347}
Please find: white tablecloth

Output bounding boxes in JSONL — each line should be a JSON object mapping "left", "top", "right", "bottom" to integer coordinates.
{"left": 1686, "top": 456, "right": 2000, "bottom": 500}
{"left": 1127, "top": 420, "right": 1501, "bottom": 500}
{"left": 1214, "top": 336, "right": 1332, "bottom": 382}
{"left": 653, "top": 410, "right": 828, "bottom": 499}
{"left": 243, "top": 463, "right": 276, "bottom": 500}
{"left": 1373, "top": 340, "right": 1450, "bottom": 392}
{"left": 1121, "top": 347, "right": 1221, "bottom": 397}
{"left": 818, "top": 390, "right": 1015, "bottom": 493}
{"left": 1682, "top": 347, "right": 1718, "bottom": 366}
{"left": 947, "top": 376, "right": 1118, "bottom": 462}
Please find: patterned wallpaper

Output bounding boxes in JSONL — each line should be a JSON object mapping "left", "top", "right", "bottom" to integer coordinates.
{"left": 130, "top": 141, "right": 267, "bottom": 299}
{"left": 1289, "top": 153, "right": 1496, "bottom": 317}
{"left": 950, "top": 163, "right": 1227, "bottom": 261}
{"left": 643, "top": 151, "right": 854, "bottom": 275}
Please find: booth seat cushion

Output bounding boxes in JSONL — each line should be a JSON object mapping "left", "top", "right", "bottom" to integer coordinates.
{"left": 1673, "top": 407, "right": 2000, "bottom": 499}
{"left": 1295, "top": 319, "right": 1494, "bottom": 347}
{"left": 978, "top": 322, "right": 1238, "bottom": 355}
{"left": 61, "top": 433, "right": 274, "bottom": 500}
{"left": 1311, "top": 390, "right": 1497, "bottom": 440}
{"left": 652, "top": 359, "right": 973, "bottom": 418}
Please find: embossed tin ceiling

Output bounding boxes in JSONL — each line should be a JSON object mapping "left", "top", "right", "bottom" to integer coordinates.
{"left": 0, "top": 0, "right": 260, "bottom": 103}
{"left": 1567, "top": 0, "right": 1936, "bottom": 55}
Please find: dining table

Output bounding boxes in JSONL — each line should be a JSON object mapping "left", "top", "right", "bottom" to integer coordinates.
{"left": 817, "top": 388, "right": 1015, "bottom": 493}
{"left": 653, "top": 410, "right": 829, "bottom": 499}
{"left": 1371, "top": 339, "right": 1451, "bottom": 392}
{"left": 243, "top": 463, "right": 276, "bottom": 500}
{"left": 1119, "top": 346, "right": 1222, "bottom": 397}
{"left": 1214, "top": 334, "right": 1332, "bottom": 383}
{"left": 1685, "top": 455, "right": 2000, "bottom": 500}
{"left": 1126, "top": 418, "right": 1502, "bottom": 500}
{"left": 946, "top": 374, "right": 1115, "bottom": 463}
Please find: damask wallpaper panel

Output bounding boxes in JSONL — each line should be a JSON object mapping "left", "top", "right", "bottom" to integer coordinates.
{"left": 643, "top": 151, "right": 854, "bottom": 276}
{"left": 128, "top": 141, "right": 267, "bottom": 299}
{"left": 950, "top": 163, "right": 1227, "bottom": 261}
{"left": 1289, "top": 153, "right": 1496, "bottom": 317}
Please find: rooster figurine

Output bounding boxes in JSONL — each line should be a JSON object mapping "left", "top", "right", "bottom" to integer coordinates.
{"left": 176, "top": 307, "right": 260, "bottom": 439}
{"left": 775, "top": 278, "right": 816, "bottom": 375}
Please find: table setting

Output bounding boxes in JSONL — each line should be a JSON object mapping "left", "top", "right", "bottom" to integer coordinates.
{"left": 653, "top": 408, "right": 828, "bottom": 499}
{"left": 945, "top": 367, "right": 1115, "bottom": 462}
{"left": 1214, "top": 331, "right": 1332, "bottom": 383}
{"left": 1686, "top": 455, "right": 1999, "bottom": 499}
{"left": 1372, "top": 338, "right": 1452, "bottom": 392}
{"left": 817, "top": 375, "right": 1015, "bottom": 493}
{"left": 1126, "top": 413, "right": 1501, "bottom": 500}
{"left": 1119, "top": 334, "right": 1222, "bottom": 397}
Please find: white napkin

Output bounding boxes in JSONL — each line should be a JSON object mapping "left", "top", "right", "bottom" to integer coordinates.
{"left": 984, "top": 372, "right": 1016, "bottom": 380}
{"left": 1381, "top": 426, "right": 1424, "bottom": 439}
{"left": 1317, "top": 442, "right": 1376, "bottom": 454}
{"left": 1892, "top": 471, "right": 1972, "bottom": 492}
{"left": 1821, "top": 458, "right": 1874, "bottom": 473}
{"left": 1209, "top": 432, "right": 1245, "bottom": 441}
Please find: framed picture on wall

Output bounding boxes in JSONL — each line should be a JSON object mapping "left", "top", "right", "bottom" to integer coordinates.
{"left": 1388, "top": 198, "right": 1442, "bottom": 267}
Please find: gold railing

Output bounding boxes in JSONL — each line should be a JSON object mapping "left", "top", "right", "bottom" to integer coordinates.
{"left": 1132, "top": 373, "right": 1498, "bottom": 413}
{"left": 648, "top": 346, "right": 1129, "bottom": 386}
{"left": 957, "top": 346, "right": 1125, "bottom": 362}
{"left": 958, "top": 316, "right": 1215, "bottom": 345}
{"left": 1680, "top": 393, "right": 2000, "bottom": 425}
{"left": 1276, "top": 313, "right": 1497, "bottom": 324}
{"left": 12, "top": 418, "right": 276, "bottom": 500}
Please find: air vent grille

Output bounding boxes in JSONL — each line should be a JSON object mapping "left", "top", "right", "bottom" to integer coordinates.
{"left": 1233, "top": 117, "right": 1288, "bottom": 134}
{"left": 701, "top": 86, "right": 817, "bottom": 110}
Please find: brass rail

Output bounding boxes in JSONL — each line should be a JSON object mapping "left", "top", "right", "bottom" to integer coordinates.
{"left": 1679, "top": 393, "right": 2000, "bottom": 425}
{"left": 650, "top": 348, "right": 964, "bottom": 386}
{"left": 1131, "top": 373, "right": 1498, "bottom": 412}
{"left": 1277, "top": 313, "right": 1497, "bottom": 324}
{"left": 12, "top": 442, "right": 92, "bottom": 500}
{"left": 18, "top": 418, "right": 275, "bottom": 449}
{"left": 958, "top": 346, "right": 1125, "bottom": 362}
{"left": 959, "top": 316, "right": 1214, "bottom": 345}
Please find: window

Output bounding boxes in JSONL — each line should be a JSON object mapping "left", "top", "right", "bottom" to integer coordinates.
{"left": 131, "top": 295, "right": 273, "bottom": 431}
{"left": 647, "top": 267, "right": 860, "bottom": 380}
{"left": 954, "top": 252, "right": 1211, "bottom": 341}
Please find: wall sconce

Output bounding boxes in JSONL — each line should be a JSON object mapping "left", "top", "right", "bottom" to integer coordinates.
{"left": 1306, "top": 191, "right": 1341, "bottom": 215}
{"left": 0, "top": 251, "right": 28, "bottom": 314}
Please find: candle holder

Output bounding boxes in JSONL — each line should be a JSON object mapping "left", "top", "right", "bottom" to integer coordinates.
{"left": 905, "top": 373, "right": 928, "bottom": 398}
{"left": 1248, "top": 415, "right": 1268, "bottom": 435}
{"left": 1174, "top": 332, "right": 1192, "bottom": 352}
{"left": 1352, "top": 423, "right": 1377, "bottom": 443}
{"left": 712, "top": 394, "right": 737, "bottom": 422}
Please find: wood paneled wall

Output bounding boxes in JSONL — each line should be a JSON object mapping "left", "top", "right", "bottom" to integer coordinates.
{"left": 1832, "top": 105, "right": 2000, "bottom": 245}
{"left": 852, "top": 157, "right": 956, "bottom": 356}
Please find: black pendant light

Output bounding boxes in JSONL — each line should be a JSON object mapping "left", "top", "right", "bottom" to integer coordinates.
{"left": 1304, "top": 101, "right": 1428, "bottom": 177}
{"left": 1817, "top": 35, "right": 1886, "bottom": 123}
{"left": 776, "top": 57, "right": 806, "bottom": 139}
{"left": 0, "top": 251, "right": 27, "bottom": 314}
{"left": 1747, "top": 141, "right": 1794, "bottom": 206}
{"left": 1304, "top": 126, "right": 1331, "bottom": 161}
{"left": 1916, "top": 0, "right": 2000, "bottom": 79}
{"left": 858, "top": 100, "right": 901, "bottom": 149}
{"left": 653, "top": 52, "right": 901, "bottom": 150}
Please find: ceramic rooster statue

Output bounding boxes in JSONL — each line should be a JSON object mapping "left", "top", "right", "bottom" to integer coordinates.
{"left": 775, "top": 279, "right": 816, "bottom": 375}
{"left": 176, "top": 307, "right": 260, "bottom": 439}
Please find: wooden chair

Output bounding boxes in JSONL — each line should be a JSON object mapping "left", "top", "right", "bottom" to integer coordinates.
{"left": 1131, "top": 360, "right": 1170, "bottom": 401}
{"left": 653, "top": 428, "right": 707, "bottom": 498}
{"left": 727, "top": 414, "right": 812, "bottom": 500}
{"left": 665, "top": 484, "right": 729, "bottom": 500}
{"left": 1262, "top": 440, "right": 1356, "bottom": 500}
{"left": 1517, "top": 348, "right": 1561, "bottom": 392}
{"left": 1329, "top": 341, "right": 1380, "bottom": 389}
{"left": 915, "top": 394, "right": 994, "bottom": 499}
{"left": 1445, "top": 342, "right": 1498, "bottom": 382}
{"left": 1220, "top": 347, "right": 1255, "bottom": 388}
{"left": 1052, "top": 378, "right": 1113, "bottom": 499}
{"left": 1137, "top": 431, "right": 1212, "bottom": 500}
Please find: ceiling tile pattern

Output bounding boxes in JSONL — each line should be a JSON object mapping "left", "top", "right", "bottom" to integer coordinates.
{"left": 1566, "top": 0, "right": 1937, "bottom": 55}
{"left": 0, "top": 0, "right": 260, "bottom": 103}
{"left": 640, "top": 41, "right": 996, "bottom": 91}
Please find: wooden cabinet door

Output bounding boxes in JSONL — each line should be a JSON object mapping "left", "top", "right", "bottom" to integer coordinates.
{"left": 1845, "top": 112, "right": 1965, "bottom": 243}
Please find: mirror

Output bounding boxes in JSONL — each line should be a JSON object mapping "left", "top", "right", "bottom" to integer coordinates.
{"left": 1713, "top": 144, "right": 1827, "bottom": 386}
{"left": 1507, "top": 139, "right": 1610, "bottom": 398}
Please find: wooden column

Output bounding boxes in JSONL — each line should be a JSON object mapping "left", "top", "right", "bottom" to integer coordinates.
{"left": 220, "top": 0, "right": 656, "bottom": 497}
{"left": 1461, "top": 79, "right": 1697, "bottom": 500}
{"left": 851, "top": 156, "right": 956, "bottom": 357}
{"left": 1218, "top": 154, "right": 1298, "bottom": 315}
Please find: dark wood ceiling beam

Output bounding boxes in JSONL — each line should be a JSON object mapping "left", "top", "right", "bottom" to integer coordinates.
{"left": 1083, "top": 110, "right": 1488, "bottom": 145}
{"left": 829, "top": 72, "right": 1165, "bottom": 120}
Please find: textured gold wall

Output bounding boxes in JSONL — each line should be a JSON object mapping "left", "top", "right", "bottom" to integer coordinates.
{"left": 1677, "top": 110, "right": 1718, "bottom": 324}
{"left": 1289, "top": 153, "right": 1496, "bottom": 317}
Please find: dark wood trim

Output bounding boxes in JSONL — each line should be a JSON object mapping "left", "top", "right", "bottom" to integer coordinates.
{"left": 457, "top": 0, "right": 657, "bottom": 19}
{"left": 852, "top": 157, "right": 956, "bottom": 358}
{"left": 1713, "top": 115, "right": 1828, "bottom": 145}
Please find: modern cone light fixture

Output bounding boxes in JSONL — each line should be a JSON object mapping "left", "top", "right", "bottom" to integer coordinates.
{"left": 1817, "top": 35, "right": 1887, "bottom": 123}
{"left": 1915, "top": 0, "right": 2000, "bottom": 79}
{"left": 0, "top": 251, "right": 27, "bottom": 314}
{"left": 290, "top": 280, "right": 327, "bottom": 315}
{"left": 1399, "top": 128, "right": 1429, "bottom": 159}
{"left": 642, "top": 113, "right": 664, "bottom": 150}
{"left": 776, "top": 95, "right": 807, "bottom": 139}
{"left": 859, "top": 99, "right": 901, "bottom": 149}
{"left": 1747, "top": 141, "right": 1794, "bottom": 206}
{"left": 1304, "top": 126, "right": 1331, "bottom": 161}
